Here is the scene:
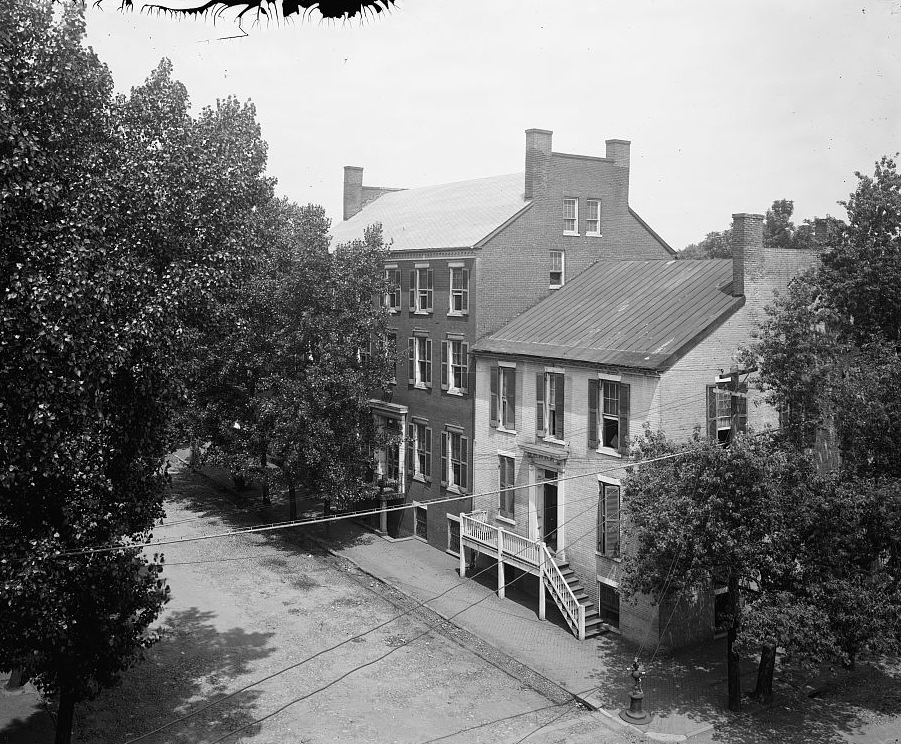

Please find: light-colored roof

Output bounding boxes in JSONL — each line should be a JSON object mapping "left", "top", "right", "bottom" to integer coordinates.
{"left": 329, "top": 173, "right": 528, "bottom": 252}
{"left": 473, "top": 259, "right": 744, "bottom": 371}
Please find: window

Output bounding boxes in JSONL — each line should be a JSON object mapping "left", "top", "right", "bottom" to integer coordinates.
{"left": 407, "top": 421, "right": 432, "bottom": 480}
{"left": 407, "top": 336, "right": 432, "bottom": 388}
{"left": 536, "top": 371, "right": 565, "bottom": 440}
{"left": 408, "top": 267, "right": 434, "bottom": 312}
{"left": 449, "top": 267, "right": 469, "bottom": 314}
{"left": 597, "top": 482, "right": 621, "bottom": 558}
{"left": 376, "top": 417, "right": 401, "bottom": 485}
{"left": 490, "top": 365, "right": 516, "bottom": 431}
{"left": 385, "top": 268, "right": 401, "bottom": 311}
{"left": 586, "top": 199, "right": 601, "bottom": 235}
{"left": 441, "top": 430, "right": 469, "bottom": 492}
{"left": 597, "top": 582, "right": 620, "bottom": 628}
{"left": 706, "top": 378, "right": 747, "bottom": 445}
{"left": 498, "top": 455, "right": 515, "bottom": 519}
{"left": 441, "top": 340, "right": 469, "bottom": 394}
{"left": 549, "top": 250, "right": 565, "bottom": 288}
{"left": 447, "top": 514, "right": 461, "bottom": 555}
{"left": 414, "top": 504, "right": 428, "bottom": 541}
{"left": 563, "top": 198, "right": 578, "bottom": 235}
{"left": 588, "top": 379, "right": 631, "bottom": 454}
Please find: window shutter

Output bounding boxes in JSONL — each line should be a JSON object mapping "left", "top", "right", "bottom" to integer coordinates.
{"left": 462, "top": 269, "right": 469, "bottom": 312}
{"left": 732, "top": 381, "right": 748, "bottom": 435}
{"left": 407, "top": 424, "right": 414, "bottom": 475}
{"left": 425, "top": 338, "right": 432, "bottom": 388}
{"left": 426, "top": 269, "right": 434, "bottom": 310}
{"left": 706, "top": 386, "right": 717, "bottom": 440}
{"left": 461, "top": 436, "right": 469, "bottom": 491}
{"left": 555, "top": 374, "right": 566, "bottom": 439}
{"left": 588, "top": 379, "right": 599, "bottom": 450}
{"left": 424, "top": 427, "right": 432, "bottom": 477}
{"left": 536, "top": 373, "right": 545, "bottom": 436}
{"left": 605, "top": 486, "right": 621, "bottom": 558}
{"left": 596, "top": 491, "right": 604, "bottom": 553}
{"left": 507, "top": 368, "right": 516, "bottom": 430}
{"left": 408, "top": 338, "right": 415, "bottom": 384}
{"left": 489, "top": 365, "right": 498, "bottom": 426}
{"left": 409, "top": 270, "right": 416, "bottom": 310}
{"left": 460, "top": 343, "right": 469, "bottom": 393}
{"left": 440, "top": 431, "right": 448, "bottom": 486}
{"left": 618, "top": 383, "right": 630, "bottom": 455}
{"left": 441, "top": 341, "right": 449, "bottom": 390}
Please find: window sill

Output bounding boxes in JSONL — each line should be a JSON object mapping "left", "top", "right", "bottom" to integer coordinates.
{"left": 388, "top": 308, "right": 400, "bottom": 315}
{"left": 496, "top": 515, "right": 516, "bottom": 526}
{"left": 412, "top": 310, "right": 432, "bottom": 316}
{"left": 549, "top": 284, "right": 563, "bottom": 290}
{"left": 412, "top": 474, "right": 431, "bottom": 484}
{"left": 413, "top": 383, "right": 428, "bottom": 390}
{"left": 586, "top": 232, "right": 602, "bottom": 238}
{"left": 497, "top": 426, "right": 517, "bottom": 436}
{"left": 597, "top": 447, "right": 623, "bottom": 459}
{"left": 563, "top": 231, "right": 580, "bottom": 237}
{"left": 447, "top": 311, "right": 469, "bottom": 318}
{"left": 445, "top": 484, "right": 466, "bottom": 495}
{"left": 543, "top": 436, "right": 567, "bottom": 447}
{"left": 413, "top": 535, "right": 429, "bottom": 544}
{"left": 596, "top": 552, "right": 623, "bottom": 562}
{"left": 445, "top": 388, "right": 465, "bottom": 397}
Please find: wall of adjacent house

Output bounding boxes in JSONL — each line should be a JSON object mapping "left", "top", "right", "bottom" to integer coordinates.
{"left": 476, "top": 151, "right": 673, "bottom": 340}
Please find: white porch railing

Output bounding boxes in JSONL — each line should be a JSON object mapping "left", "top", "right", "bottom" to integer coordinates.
{"left": 459, "top": 511, "right": 584, "bottom": 640}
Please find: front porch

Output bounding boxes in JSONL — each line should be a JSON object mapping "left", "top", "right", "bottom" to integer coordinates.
{"left": 459, "top": 510, "right": 603, "bottom": 640}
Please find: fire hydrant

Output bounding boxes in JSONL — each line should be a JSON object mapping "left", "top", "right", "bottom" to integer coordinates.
{"left": 619, "top": 657, "right": 652, "bottom": 725}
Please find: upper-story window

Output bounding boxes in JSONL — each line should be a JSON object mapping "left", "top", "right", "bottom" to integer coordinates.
{"left": 537, "top": 371, "right": 565, "bottom": 441}
{"left": 498, "top": 454, "right": 515, "bottom": 519}
{"left": 409, "top": 267, "right": 433, "bottom": 313}
{"left": 707, "top": 380, "right": 747, "bottom": 445}
{"left": 597, "top": 480, "right": 621, "bottom": 558}
{"left": 407, "top": 420, "right": 432, "bottom": 480}
{"left": 407, "top": 336, "right": 432, "bottom": 389}
{"left": 550, "top": 250, "right": 565, "bottom": 289}
{"left": 449, "top": 266, "right": 469, "bottom": 315}
{"left": 586, "top": 199, "right": 601, "bottom": 236}
{"left": 441, "top": 429, "right": 469, "bottom": 492}
{"left": 563, "top": 198, "right": 578, "bottom": 235}
{"left": 385, "top": 268, "right": 401, "bottom": 311}
{"left": 441, "top": 339, "right": 469, "bottom": 394}
{"left": 489, "top": 364, "right": 516, "bottom": 431}
{"left": 589, "top": 378, "right": 630, "bottom": 455}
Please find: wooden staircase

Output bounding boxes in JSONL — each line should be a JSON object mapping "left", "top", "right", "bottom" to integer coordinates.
{"left": 554, "top": 559, "right": 605, "bottom": 639}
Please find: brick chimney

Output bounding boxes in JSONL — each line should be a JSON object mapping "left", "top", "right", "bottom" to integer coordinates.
{"left": 731, "top": 213, "right": 764, "bottom": 297}
{"left": 343, "top": 166, "right": 364, "bottom": 221}
{"left": 605, "top": 139, "right": 631, "bottom": 201}
{"left": 524, "top": 128, "right": 552, "bottom": 200}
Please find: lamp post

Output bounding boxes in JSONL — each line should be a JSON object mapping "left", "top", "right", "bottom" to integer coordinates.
{"left": 619, "top": 657, "right": 652, "bottom": 725}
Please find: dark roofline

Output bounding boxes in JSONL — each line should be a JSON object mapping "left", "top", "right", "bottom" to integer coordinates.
{"left": 629, "top": 207, "right": 676, "bottom": 256}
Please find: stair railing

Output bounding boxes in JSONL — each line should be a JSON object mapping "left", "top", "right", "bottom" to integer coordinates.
{"left": 540, "top": 542, "right": 585, "bottom": 640}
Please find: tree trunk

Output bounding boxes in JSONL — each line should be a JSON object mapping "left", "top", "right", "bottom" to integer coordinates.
{"left": 753, "top": 637, "right": 777, "bottom": 703}
{"left": 288, "top": 479, "right": 297, "bottom": 521}
{"left": 260, "top": 451, "right": 271, "bottom": 505}
{"left": 55, "top": 686, "right": 76, "bottom": 744}
{"left": 727, "top": 573, "right": 741, "bottom": 712}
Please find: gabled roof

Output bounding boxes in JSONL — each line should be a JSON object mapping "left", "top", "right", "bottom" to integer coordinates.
{"left": 473, "top": 259, "right": 744, "bottom": 371}
{"left": 329, "top": 173, "right": 528, "bottom": 252}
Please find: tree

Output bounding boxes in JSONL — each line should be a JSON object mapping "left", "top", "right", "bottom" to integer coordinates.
{"left": 0, "top": 4, "right": 272, "bottom": 742}
{"left": 621, "top": 428, "right": 820, "bottom": 711}
{"left": 182, "top": 198, "right": 394, "bottom": 518}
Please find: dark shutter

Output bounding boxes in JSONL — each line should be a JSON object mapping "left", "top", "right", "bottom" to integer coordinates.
{"left": 605, "top": 485, "right": 621, "bottom": 558}
{"left": 461, "top": 269, "right": 469, "bottom": 312}
{"left": 406, "top": 424, "right": 414, "bottom": 475}
{"left": 588, "top": 378, "right": 599, "bottom": 450}
{"left": 536, "top": 373, "right": 545, "bottom": 436}
{"left": 555, "top": 374, "right": 566, "bottom": 439}
{"left": 441, "top": 341, "right": 449, "bottom": 390}
{"left": 507, "top": 367, "right": 516, "bottom": 430}
{"left": 706, "top": 386, "right": 717, "bottom": 440}
{"left": 618, "top": 383, "right": 630, "bottom": 455}
{"left": 409, "top": 269, "right": 416, "bottom": 310}
{"left": 424, "top": 338, "right": 432, "bottom": 388}
{"left": 426, "top": 269, "right": 434, "bottom": 311}
{"left": 732, "top": 381, "right": 748, "bottom": 435}
{"left": 408, "top": 338, "right": 415, "bottom": 385}
{"left": 489, "top": 365, "right": 499, "bottom": 427}
{"left": 460, "top": 343, "right": 469, "bottom": 393}
{"left": 440, "top": 431, "right": 448, "bottom": 486}
{"left": 424, "top": 427, "right": 432, "bottom": 478}
{"left": 460, "top": 436, "right": 469, "bottom": 491}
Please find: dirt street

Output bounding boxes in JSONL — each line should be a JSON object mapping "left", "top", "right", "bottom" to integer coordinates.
{"left": 74, "top": 464, "right": 637, "bottom": 744}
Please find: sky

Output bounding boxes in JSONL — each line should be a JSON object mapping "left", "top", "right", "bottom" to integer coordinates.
{"left": 83, "top": 0, "right": 901, "bottom": 250}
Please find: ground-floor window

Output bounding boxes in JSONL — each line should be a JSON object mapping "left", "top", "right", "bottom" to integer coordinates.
{"left": 414, "top": 504, "right": 428, "bottom": 541}
{"left": 446, "top": 514, "right": 460, "bottom": 556}
{"left": 597, "top": 581, "right": 620, "bottom": 628}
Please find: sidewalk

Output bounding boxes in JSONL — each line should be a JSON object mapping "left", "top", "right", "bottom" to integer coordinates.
{"left": 0, "top": 674, "right": 55, "bottom": 744}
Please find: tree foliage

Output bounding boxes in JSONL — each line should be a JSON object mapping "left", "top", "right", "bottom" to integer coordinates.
{"left": 0, "top": 3, "right": 272, "bottom": 742}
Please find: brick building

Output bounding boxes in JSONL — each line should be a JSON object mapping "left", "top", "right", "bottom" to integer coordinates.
{"left": 330, "top": 129, "right": 674, "bottom": 551}
{"left": 466, "top": 213, "right": 821, "bottom": 647}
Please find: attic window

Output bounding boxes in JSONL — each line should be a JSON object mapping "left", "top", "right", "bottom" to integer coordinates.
{"left": 550, "top": 250, "right": 565, "bottom": 288}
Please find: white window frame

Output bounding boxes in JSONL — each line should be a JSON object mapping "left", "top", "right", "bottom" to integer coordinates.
{"left": 498, "top": 363, "right": 516, "bottom": 432}
{"left": 412, "top": 336, "right": 432, "bottom": 389}
{"left": 586, "top": 199, "right": 601, "bottom": 236}
{"left": 448, "top": 264, "right": 469, "bottom": 316}
{"left": 442, "top": 429, "right": 469, "bottom": 493}
{"left": 411, "top": 421, "right": 432, "bottom": 481}
{"left": 498, "top": 454, "right": 516, "bottom": 523}
{"left": 384, "top": 267, "right": 401, "bottom": 312}
{"left": 543, "top": 369, "right": 565, "bottom": 443}
{"left": 563, "top": 197, "right": 579, "bottom": 236}
{"left": 448, "top": 340, "right": 468, "bottom": 394}
{"left": 597, "top": 475, "right": 621, "bottom": 560}
{"left": 410, "top": 265, "right": 433, "bottom": 314}
{"left": 550, "top": 250, "right": 565, "bottom": 289}
{"left": 601, "top": 380, "right": 623, "bottom": 454}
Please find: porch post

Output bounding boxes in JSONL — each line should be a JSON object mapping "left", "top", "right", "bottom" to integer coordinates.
{"left": 538, "top": 541, "right": 546, "bottom": 621}
{"left": 459, "top": 516, "right": 467, "bottom": 578}
{"left": 497, "top": 527, "right": 506, "bottom": 599}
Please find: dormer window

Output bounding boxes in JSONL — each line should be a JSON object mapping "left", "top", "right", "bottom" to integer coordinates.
{"left": 563, "top": 198, "right": 578, "bottom": 235}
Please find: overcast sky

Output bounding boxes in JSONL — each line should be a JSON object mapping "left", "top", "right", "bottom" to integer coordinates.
{"left": 84, "top": 0, "right": 900, "bottom": 250}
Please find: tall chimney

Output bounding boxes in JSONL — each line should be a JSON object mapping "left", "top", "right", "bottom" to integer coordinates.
{"left": 731, "top": 213, "right": 764, "bottom": 297}
{"left": 605, "top": 139, "right": 631, "bottom": 201}
{"left": 524, "top": 128, "right": 552, "bottom": 200}
{"left": 343, "top": 166, "right": 364, "bottom": 221}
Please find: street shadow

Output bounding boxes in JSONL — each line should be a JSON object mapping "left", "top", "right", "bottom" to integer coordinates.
{"left": 0, "top": 702, "right": 55, "bottom": 744}
{"left": 75, "top": 607, "right": 275, "bottom": 744}
{"left": 587, "top": 636, "right": 894, "bottom": 744}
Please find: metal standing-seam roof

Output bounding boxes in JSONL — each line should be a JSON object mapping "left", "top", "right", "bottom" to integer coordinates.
{"left": 329, "top": 173, "right": 528, "bottom": 252}
{"left": 473, "top": 259, "right": 745, "bottom": 371}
